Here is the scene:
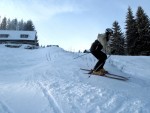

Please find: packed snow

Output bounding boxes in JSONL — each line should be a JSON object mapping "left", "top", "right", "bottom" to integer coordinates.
{"left": 0, "top": 45, "right": 150, "bottom": 113}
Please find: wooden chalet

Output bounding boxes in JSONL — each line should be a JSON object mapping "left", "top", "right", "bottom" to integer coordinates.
{"left": 0, "top": 30, "right": 38, "bottom": 45}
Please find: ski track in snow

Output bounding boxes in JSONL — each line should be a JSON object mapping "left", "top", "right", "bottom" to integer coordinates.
{"left": 0, "top": 46, "right": 150, "bottom": 113}
{"left": 0, "top": 101, "right": 14, "bottom": 113}
{"left": 37, "top": 82, "right": 64, "bottom": 113}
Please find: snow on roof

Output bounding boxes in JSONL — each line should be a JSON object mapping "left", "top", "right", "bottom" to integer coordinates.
{"left": 0, "top": 30, "right": 36, "bottom": 40}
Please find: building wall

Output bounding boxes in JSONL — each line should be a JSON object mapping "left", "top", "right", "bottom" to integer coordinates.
{"left": 0, "top": 30, "right": 38, "bottom": 45}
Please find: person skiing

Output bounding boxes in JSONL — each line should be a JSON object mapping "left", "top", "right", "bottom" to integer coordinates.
{"left": 90, "top": 28, "right": 113, "bottom": 75}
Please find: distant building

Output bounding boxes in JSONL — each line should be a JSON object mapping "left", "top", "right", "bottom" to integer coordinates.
{"left": 0, "top": 30, "right": 38, "bottom": 45}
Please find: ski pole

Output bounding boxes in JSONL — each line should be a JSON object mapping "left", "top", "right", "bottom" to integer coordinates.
{"left": 74, "top": 52, "right": 90, "bottom": 59}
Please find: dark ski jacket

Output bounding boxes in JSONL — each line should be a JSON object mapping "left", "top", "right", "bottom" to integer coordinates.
{"left": 90, "top": 40, "right": 103, "bottom": 53}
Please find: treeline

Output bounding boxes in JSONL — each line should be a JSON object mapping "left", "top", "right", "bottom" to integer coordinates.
{"left": 108, "top": 6, "right": 150, "bottom": 56}
{"left": 0, "top": 17, "right": 35, "bottom": 31}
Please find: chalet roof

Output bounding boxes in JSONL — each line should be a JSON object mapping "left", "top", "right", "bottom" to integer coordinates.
{"left": 0, "top": 30, "right": 36, "bottom": 40}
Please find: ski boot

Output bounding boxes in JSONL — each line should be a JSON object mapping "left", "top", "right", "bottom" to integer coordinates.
{"left": 92, "top": 69, "right": 105, "bottom": 76}
{"left": 101, "top": 68, "right": 108, "bottom": 74}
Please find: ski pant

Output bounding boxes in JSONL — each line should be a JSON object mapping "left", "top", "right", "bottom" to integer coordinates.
{"left": 91, "top": 51, "right": 107, "bottom": 71}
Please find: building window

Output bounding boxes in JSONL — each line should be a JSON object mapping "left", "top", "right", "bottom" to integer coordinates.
{"left": 20, "top": 34, "right": 28, "bottom": 38}
{"left": 0, "top": 34, "right": 9, "bottom": 38}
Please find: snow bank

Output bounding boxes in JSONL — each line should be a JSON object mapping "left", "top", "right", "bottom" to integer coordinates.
{"left": 108, "top": 56, "right": 150, "bottom": 79}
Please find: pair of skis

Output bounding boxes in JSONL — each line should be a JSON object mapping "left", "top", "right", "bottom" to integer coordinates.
{"left": 81, "top": 68, "right": 129, "bottom": 81}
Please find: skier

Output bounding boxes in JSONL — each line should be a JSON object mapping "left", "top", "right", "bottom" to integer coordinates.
{"left": 90, "top": 28, "right": 113, "bottom": 75}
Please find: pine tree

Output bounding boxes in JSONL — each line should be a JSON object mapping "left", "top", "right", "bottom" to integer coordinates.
{"left": 0, "top": 17, "right": 7, "bottom": 30}
{"left": 14, "top": 18, "right": 18, "bottom": 30}
{"left": 9, "top": 18, "right": 18, "bottom": 30}
{"left": 6, "top": 18, "right": 11, "bottom": 30}
{"left": 24, "top": 20, "right": 35, "bottom": 31}
{"left": 109, "top": 21, "right": 125, "bottom": 55}
{"left": 148, "top": 19, "right": 150, "bottom": 55}
{"left": 125, "top": 6, "right": 138, "bottom": 55}
{"left": 0, "top": 17, "right": 36, "bottom": 31}
{"left": 18, "top": 19, "right": 24, "bottom": 30}
{"left": 135, "top": 6, "right": 150, "bottom": 55}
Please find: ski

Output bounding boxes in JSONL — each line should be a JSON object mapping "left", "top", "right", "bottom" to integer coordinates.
{"left": 89, "top": 73, "right": 128, "bottom": 81}
{"left": 80, "top": 68, "right": 129, "bottom": 81}
{"left": 80, "top": 68, "right": 129, "bottom": 79}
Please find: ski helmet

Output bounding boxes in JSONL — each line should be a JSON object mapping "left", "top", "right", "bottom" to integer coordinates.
{"left": 105, "top": 28, "right": 113, "bottom": 35}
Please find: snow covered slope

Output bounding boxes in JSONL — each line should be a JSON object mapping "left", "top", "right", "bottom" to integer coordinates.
{"left": 0, "top": 45, "right": 150, "bottom": 113}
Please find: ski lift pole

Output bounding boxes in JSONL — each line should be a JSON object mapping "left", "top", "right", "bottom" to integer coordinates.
{"left": 74, "top": 52, "right": 90, "bottom": 59}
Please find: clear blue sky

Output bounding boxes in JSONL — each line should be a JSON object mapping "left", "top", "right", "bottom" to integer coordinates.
{"left": 0, "top": 0, "right": 150, "bottom": 51}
